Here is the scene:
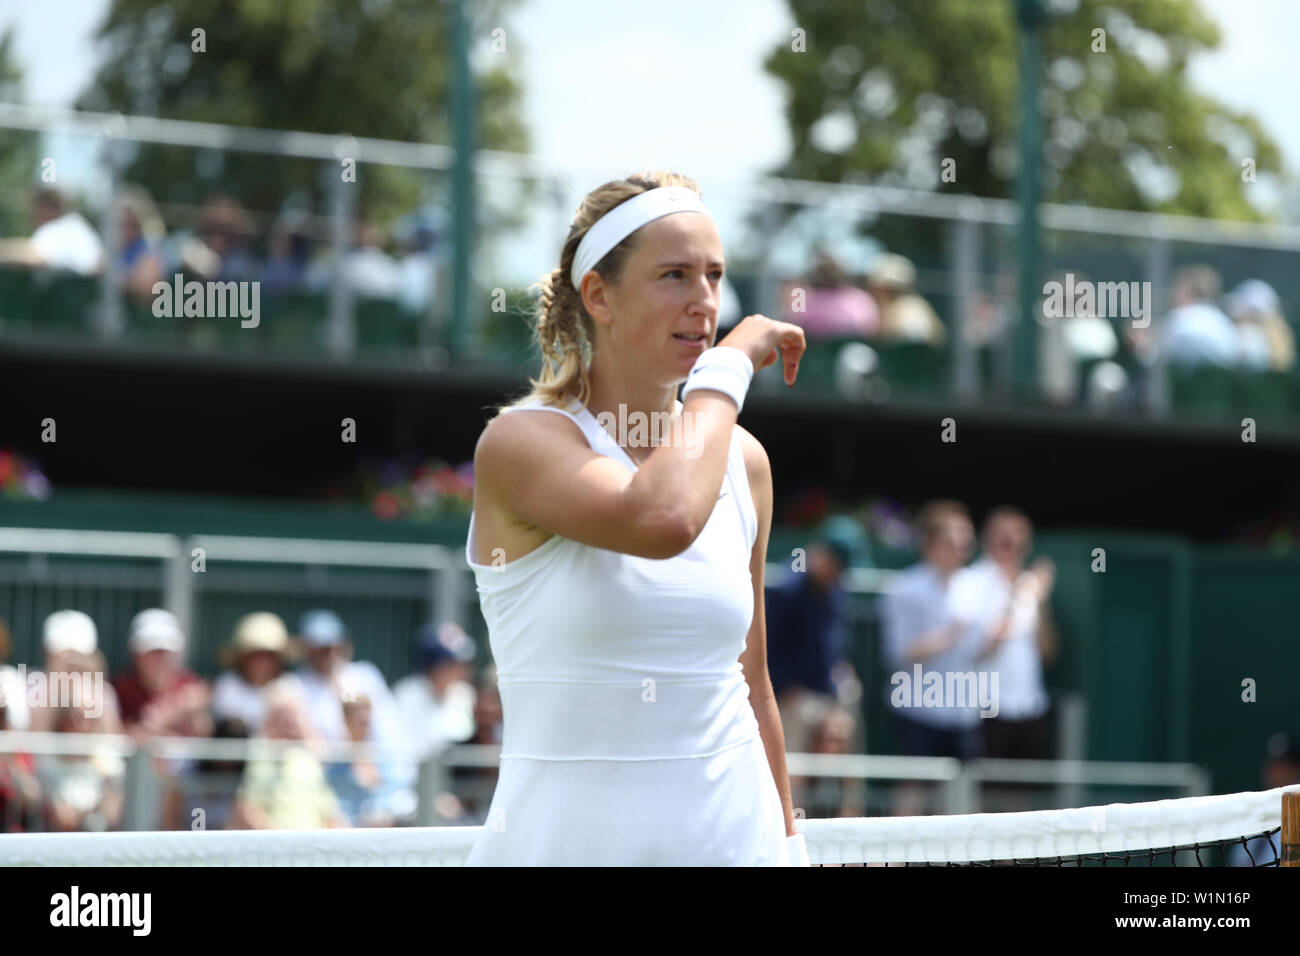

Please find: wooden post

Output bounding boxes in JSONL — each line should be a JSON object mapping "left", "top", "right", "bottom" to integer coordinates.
{"left": 1282, "top": 790, "right": 1300, "bottom": 867}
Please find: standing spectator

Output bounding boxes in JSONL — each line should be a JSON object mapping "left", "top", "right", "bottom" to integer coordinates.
{"left": 880, "top": 500, "right": 980, "bottom": 814}
{"left": 764, "top": 517, "right": 865, "bottom": 755}
{"left": 294, "top": 609, "right": 408, "bottom": 755}
{"left": 868, "top": 253, "right": 945, "bottom": 345}
{"left": 393, "top": 622, "right": 477, "bottom": 759}
{"left": 780, "top": 248, "right": 879, "bottom": 340}
{"left": 230, "top": 677, "right": 348, "bottom": 830}
{"left": 0, "top": 187, "right": 104, "bottom": 275}
{"left": 211, "top": 612, "right": 299, "bottom": 734}
{"left": 113, "top": 608, "right": 211, "bottom": 739}
{"left": 951, "top": 508, "right": 1058, "bottom": 809}
{"left": 1156, "top": 265, "right": 1239, "bottom": 368}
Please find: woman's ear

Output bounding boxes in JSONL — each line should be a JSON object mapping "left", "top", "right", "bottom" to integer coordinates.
{"left": 583, "top": 273, "right": 615, "bottom": 331}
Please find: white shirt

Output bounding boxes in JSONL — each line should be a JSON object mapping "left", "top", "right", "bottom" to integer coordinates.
{"left": 30, "top": 212, "right": 105, "bottom": 275}
{"left": 211, "top": 670, "right": 304, "bottom": 734}
{"left": 880, "top": 562, "right": 984, "bottom": 729}
{"left": 0, "top": 664, "right": 30, "bottom": 730}
{"left": 393, "top": 674, "right": 476, "bottom": 757}
{"left": 949, "top": 558, "right": 1049, "bottom": 720}
{"left": 1161, "top": 302, "right": 1240, "bottom": 368}
{"left": 298, "top": 660, "right": 409, "bottom": 754}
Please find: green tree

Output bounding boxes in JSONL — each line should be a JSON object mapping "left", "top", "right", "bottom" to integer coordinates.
{"left": 0, "top": 27, "right": 40, "bottom": 238}
{"left": 764, "top": 0, "right": 1283, "bottom": 220}
{"left": 75, "top": 0, "right": 530, "bottom": 235}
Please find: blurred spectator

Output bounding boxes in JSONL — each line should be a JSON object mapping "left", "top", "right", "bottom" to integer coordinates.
{"left": 952, "top": 508, "right": 1058, "bottom": 809}
{"left": 780, "top": 248, "right": 879, "bottom": 340}
{"left": 0, "top": 187, "right": 104, "bottom": 275}
{"left": 194, "top": 197, "right": 259, "bottom": 283}
{"left": 1157, "top": 265, "right": 1238, "bottom": 368}
{"left": 452, "top": 664, "right": 502, "bottom": 823}
{"left": 181, "top": 717, "right": 249, "bottom": 831}
{"left": 1225, "top": 279, "right": 1294, "bottom": 372}
{"left": 326, "top": 690, "right": 416, "bottom": 827}
{"left": 113, "top": 608, "right": 211, "bottom": 739}
{"left": 1037, "top": 271, "right": 1120, "bottom": 405}
{"left": 311, "top": 221, "right": 402, "bottom": 298}
{"left": 0, "top": 663, "right": 41, "bottom": 831}
{"left": 395, "top": 213, "right": 441, "bottom": 315}
{"left": 211, "top": 612, "right": 300, "bottom": 734}
{"left": 790, "top": 699, "right": 866, "bottom": 819}
{"left": 881, "top": 501, "right": 980, "bottom": 814}
{"left": 715, "top": 273, "right": 744, "bottom": 333}
{"left": 868, "top": 253, "right": 945, "bottom": 345}
{"left": 27, "top": 610, "right": 123, "bottom": 734}
{"left": 113, "top": 186, "right": 167, "bottom": 302}
{"left": 262, "top": 211, "right": 315, "bottom": 295}
{"left": 1229, "top": 731, "right": 1300, "bottom": 866}
{"left": 36, "top": 676, "right": 125, "bottom": 832}
{"left": 394, "top": 622, "right": 477, "bottom": 759}
{"left": 0, "top": 616, "right": 29, "bottom": 731}
{"left": 764, "top": 516, "right": 866, "bottom": 754}
{"left": 295, "top": 609, "right": 409, "bottom": 757}
{"left": 230, "top": 676, "right": 348, "bottom": 830}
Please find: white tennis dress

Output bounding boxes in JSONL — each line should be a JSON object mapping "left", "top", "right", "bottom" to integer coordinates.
{"left": 463, "top": 397, "right": 798, "bottom": 866}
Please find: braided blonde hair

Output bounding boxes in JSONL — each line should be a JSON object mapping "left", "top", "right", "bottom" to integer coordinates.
{"left": 498, "top": 170, "right": 703, "bottom": 415}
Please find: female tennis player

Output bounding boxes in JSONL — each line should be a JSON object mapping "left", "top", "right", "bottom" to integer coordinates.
{"left": 464, "top": 171, "right": 809, "bottom": 866}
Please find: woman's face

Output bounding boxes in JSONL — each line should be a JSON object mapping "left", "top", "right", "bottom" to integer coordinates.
{"left": 239, "top": 650, "right": 281, "bottom": 686}
{"left": 588, "top": 212, "right": 726, "bottom": 385}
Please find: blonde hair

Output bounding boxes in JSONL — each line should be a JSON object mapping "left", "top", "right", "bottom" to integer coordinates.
{"left": 497, "top": 170, "right": 702, "bottom": 415}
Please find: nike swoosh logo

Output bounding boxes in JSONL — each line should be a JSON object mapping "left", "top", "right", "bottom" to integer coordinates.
{"left": 717, "top": 491, "right": 729, "bottom": 500}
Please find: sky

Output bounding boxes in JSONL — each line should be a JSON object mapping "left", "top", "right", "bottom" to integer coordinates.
{"left": 0, "top": 0, "right": 1295, "bottom": 279}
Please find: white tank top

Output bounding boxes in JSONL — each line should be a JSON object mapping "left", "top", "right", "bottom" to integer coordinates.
{"left": 465, "top": 397, "right": 761, "bottom": 761}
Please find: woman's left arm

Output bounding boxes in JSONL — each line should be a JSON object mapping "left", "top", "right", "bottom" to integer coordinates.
{"left": 735, "top": 427, "right": 798, "bottom": 837}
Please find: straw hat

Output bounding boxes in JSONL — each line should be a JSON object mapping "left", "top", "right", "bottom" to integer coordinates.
{"left": 220, "top": 612, "right": 294, "bottom": 666}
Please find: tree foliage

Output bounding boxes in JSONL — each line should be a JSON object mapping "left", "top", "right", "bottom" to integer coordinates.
{"left": 764, "top": 0, "right": 1282, "bottom": 220}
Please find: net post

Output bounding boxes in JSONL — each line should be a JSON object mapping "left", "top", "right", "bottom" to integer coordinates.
{"left": 1282, "top": 790, "right": 1300, "bottom": 867}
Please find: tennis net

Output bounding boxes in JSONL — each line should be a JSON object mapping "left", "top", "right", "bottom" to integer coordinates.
{"left": 2, "top": 786, "right": 1295, "bottom": 866}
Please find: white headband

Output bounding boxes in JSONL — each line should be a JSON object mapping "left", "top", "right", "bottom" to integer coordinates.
{"left": 570, "top": 186, "right": 712, "bottom": 291}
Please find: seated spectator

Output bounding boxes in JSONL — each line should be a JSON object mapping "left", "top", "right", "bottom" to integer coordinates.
{"left": 113, "top": 608, "right": 211, "bottom": 739}
{"left": 0, "top": 187, "right": 104, "bottom": 275}
{"left": 211, "top": 612, "right": 299, "bottom": 734}
{"left": 27, "top": 610, "right": 123, "bottom": 734}
{"left": 393, "top": 622, "right": 477, "bottom": 759}
{"left": 0, "top": 616, "right": 29, "bottom": 731}
{"left": 1037, "top": 271, "right": 1121, "bottom": 405}
{"left": 1229, "top": 731, "right": 1300, "bottom": 866}
{"left": 36, "top": 678, "right": 125, "bottom": 832}
{"left": 230, "top": 677, "right": 348, "bottom": 830}
{"left": 0, "top": 677, "right": 41, "bottom": 831}
{"left": 868, "top": 253, "right": 945, "bottom": 345}
{"left": 1225, "top": 279, "right": 1294, "bottom": 372}
{"left": 310, "top": 221, "right": 402, "bottom": 298}
{"left": 295, "top": 609, "right": 409, "bottom": 755}
{"left": 262, "top": 211, "right": 315, "bottom": 296}
{"left": 764, "top": 517, "right": 865, "bottom": 755}
{"left": 326, "top": 690, "right": 417, "bottom": 827}
{"left": 791, "top": 701, "right": 865, "bottom": 819}
{"left": 194, "top": 197, "right": 259, "bottom": 283}
{"left": 1158, "top": 265, "right": 1239, "bottom": 368}
{"left": 781, "top": 248, "right": 879, "bottom": 340}
{"left": 180, "top": 717, "right": 249, "bottom": 831}
{"left": 395, "top": 213, "right": 441, "bottom": 315}
{"left": 113, "top": 186, "right": 167, "bottom": 302}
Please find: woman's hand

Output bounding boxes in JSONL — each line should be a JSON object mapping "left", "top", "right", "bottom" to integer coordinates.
{"left": 716, "top": 314, "right": 807, "bottom": 387}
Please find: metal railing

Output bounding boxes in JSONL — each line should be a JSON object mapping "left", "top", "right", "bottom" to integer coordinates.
{"left": 0, "top": 730, "right": 1207, "bottom": 834}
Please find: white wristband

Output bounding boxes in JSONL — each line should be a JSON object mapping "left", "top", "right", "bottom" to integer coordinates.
{"left": 680, "top": 347, "right": 755, "bottom": 413}
{"left": 785, "top": 831, "right": 811, "bottom": 867}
